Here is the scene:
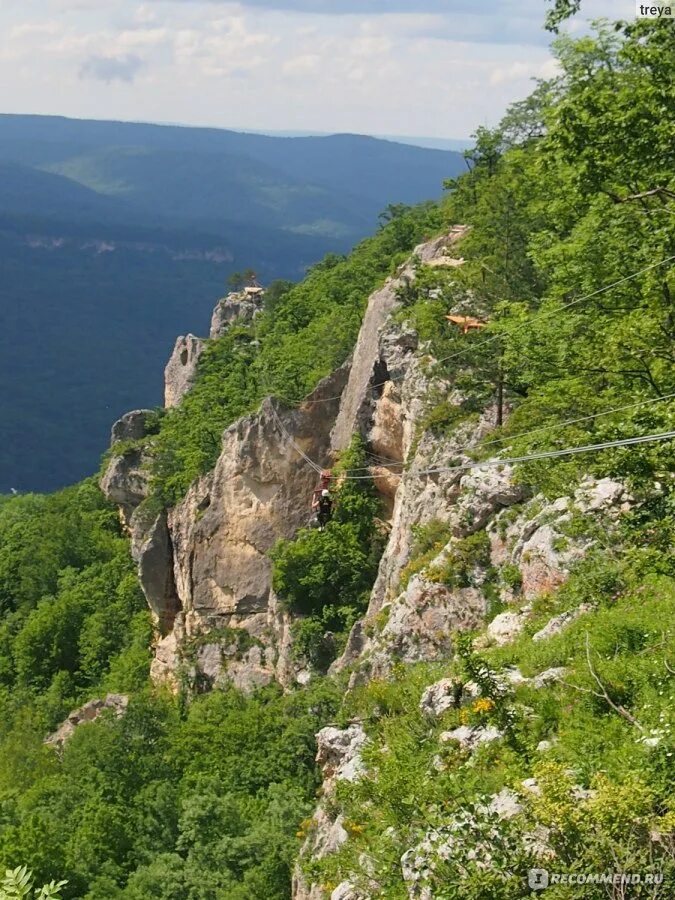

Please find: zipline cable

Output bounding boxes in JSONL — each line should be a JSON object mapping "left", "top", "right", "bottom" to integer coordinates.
{"left": 348, "top": 391, "right": 675, "bottom": 471}
{"left": 279, "top": 391, "right": 675, "bottom": 478}
{"left": 339, "top": 429, "right": 675, "bottom": 481}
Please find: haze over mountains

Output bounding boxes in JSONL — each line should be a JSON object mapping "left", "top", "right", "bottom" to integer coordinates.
{"left": 0, "top": 114, "right": 464, "bottom": 493}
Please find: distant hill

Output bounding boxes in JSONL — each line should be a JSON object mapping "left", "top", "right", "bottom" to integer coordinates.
{"left": 0, "top": 114, "right": 464, "bottom": 492}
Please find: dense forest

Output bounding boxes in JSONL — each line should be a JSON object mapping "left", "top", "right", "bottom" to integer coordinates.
{"left": 0, "top": 9, "right": 674, "bottom": 899}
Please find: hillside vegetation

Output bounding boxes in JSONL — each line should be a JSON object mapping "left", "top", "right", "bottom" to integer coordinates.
{"left": 0, "top": 13, "right": 673, "bottom": 900}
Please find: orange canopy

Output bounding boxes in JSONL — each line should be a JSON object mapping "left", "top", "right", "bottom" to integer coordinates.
{"left": 446, "top": 315, "right": 487, "bottom": 334}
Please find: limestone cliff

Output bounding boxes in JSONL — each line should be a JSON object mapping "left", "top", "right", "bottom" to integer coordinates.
{"left": 101, "top": 230, "right": 460, "bottom": 692}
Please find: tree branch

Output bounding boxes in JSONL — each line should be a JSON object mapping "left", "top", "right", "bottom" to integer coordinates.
{"left": 607, "top": 186, "right": 675, "bottom": 204}
{"left": 585, "top": 632, "right": 644, "bottom": 732}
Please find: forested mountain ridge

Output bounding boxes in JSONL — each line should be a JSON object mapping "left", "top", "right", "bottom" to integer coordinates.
{"left": 0, "top": 118, "right": 464, "bottom": 494}
{"left": 0, "top": 115, "right": 464, "bottom": 237}
{"left": 0, "top": 12, "right": 674, "bottom": 900}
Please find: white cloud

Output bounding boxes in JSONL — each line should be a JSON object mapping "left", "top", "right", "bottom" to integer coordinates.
{"left": 0, "top": 0, "right": 634, "bottom": 137}
{"left": 490, "top": 57, "right": 561, "bottom": 86}
{"left": 79, "top": 53, "right": 145, "bottom": 83}
{"left": 282, "top": 53, "right": 320, "bottom": 75}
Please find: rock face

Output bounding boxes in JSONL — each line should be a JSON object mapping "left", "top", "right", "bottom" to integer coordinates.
{"left": 133, "top": 511, "right": 180, "bottom": 636}
{"left": 164, "top": 334, "right": 205, "bottom": 408}
{"left": 102, "top": 232, "right": 464, "bottom": 692}
{"left": 331, "top": 225, "right": 468, "bottom": 454}
{"left": 155, "top": 367, "right": 349, "bottom": 691}
{"left": 210, "top": 288, "right": 263, "bottom": 339}
{"left": 111, "top": 409, "right": 154, "bottom": 445}
{"left": 488, "top": 477, "right": 631, "bottom": 604}
{"left": 101, "top": 410, "right": 155, "bottom": 526}
{"left": 46, "top": 694, "right": 129, "bottom": 749}
{"left": 103, "top": 358, "right": 349, "bottom": 691}
{"left": 293, "top": 724, "right": 368, "bottom": 900}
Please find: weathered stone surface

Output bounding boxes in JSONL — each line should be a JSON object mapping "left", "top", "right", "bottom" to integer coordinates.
{"left": 46, "top": 694, "right": 129, "bottom": 748}
{"left": 331, "top": 227, "right": 468, "bottom": 455}
{"left": 316, "top": 724, "right": 368, "bottom": 787}
{"left": 484, "top": 608, "right": 531, "bottom": 646}
{"left": 450, "top": 466, "right": 526, "bottom": 537}
{"left": 312, "top": 810, "right": 349, "bottom": 859}
{"left": 101, "top": 410, "right": 155, "bottom": 525}
{"left": 354, "top": 578, "right": 488, "bottom": 682}
{"left": 164, "top": 334, "right": 205, "bottom": 408}
{"left": 531, "top": 667, "right": 568, "bottom": 688}
{"left": 111, "top": 409, "right": 154, "bottom": 445}
{"left": 132, "top": 510, "right": 180, "bottom": 636}
{"left": 293, "top": 725, "right": 369, "bottom": 900}
{"left": 160, "top": 363, "right": 348, "bottom": 688}
{"left": 341, "top": 402, "right": 519, "bottom": 675}
{"left": 150, "top": 626, "right": 182, "bottom": 689}
{"left": 370, "top": 381, "right": 405, "bottom": 464}
{"left": 100, "top": 447, "right": 150, "bottom": 526}
{"left": 331, "top": 882, "right": 364, "bottom": 900}
{"left": 419, "top": 678, "right": 463, "bottom": 717}
{"left": 532, "top": 604, "right": 595, "bottom": 642}
{"left": 498, "top": 666, "right": 568, "bottom": 690}
{"left": 576, "top": 476, "right": 631, "bottom": 512}
{"left": 489, "top": 477, "right": 631, "bottom": 604}
{"left": 487, "top": 788, "right": 523, "bottom": 819}
{"left": 439, "top": 725, "right": 503, "bottom": 752}
{"left": 210, "top": 290, "right": 262, "bottom": 339}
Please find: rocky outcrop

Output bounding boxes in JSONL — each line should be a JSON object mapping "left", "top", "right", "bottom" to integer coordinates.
{"left": 111, "top": 409, "right": 154, "bottom": 445}
{"left": 155, "top": 365, "right": 349, "bottom": 692}
{"left": 103, "top": 231, "right": 466, "bottom": 692}
{"left": 210, "top": 288, "right": 263, "bottom": 338}
{"left": 439, "top": 724, "right": 503, "bottom": 752}
{"left": 133, "top": 510, "right": 180, "bottom": 636}
{"left": 101, "top": 410, "right": 155, "bottom": 526}
{"left": 164, "top": 334, "right": 205, "bottom": 408}
{"left": 103, "top": 356, "right": 349, "bottom": 691}
{"left": 294, "top": 724, "right": 368, "bottom": 900}
{"left": 489, "top": 477, "right": 631, "bottom": 603}
{"left": 331, "top": 225, "right": 468, "bottom": 454}
{"left": 420, "top": 678, "right": 479, "bottom": 717}
{"left": 46, "top": 694, "right": 129, "bottom": 749}
{"left": 100, "top": 447, "right": 150, "bottom": 527}
{"left": 335, "top": 411, "right": 526, "bottom": 679}
{"left": 532, "top": 604, "right": 595, "bottom": 642}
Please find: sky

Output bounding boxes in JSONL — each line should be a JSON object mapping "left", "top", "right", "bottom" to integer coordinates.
{"left": 0, "top": 1, "right": 636, "bottom": 140}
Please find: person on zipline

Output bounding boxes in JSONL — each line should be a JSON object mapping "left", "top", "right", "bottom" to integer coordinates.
{"left": 312, "top": 489, "right": 333, "bottom": 531}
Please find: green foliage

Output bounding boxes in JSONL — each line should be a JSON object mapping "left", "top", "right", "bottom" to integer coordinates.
{"left": 0, "top": 481, "right": 149, "bottom": 719}
{"left": 402, "top": 20, "right": 675, "bottom": 500}
{"left": 427, "top": 531, "right": 493, "bottom": 590}
{"left": 302, "top": 20, "right": 675, "bottom": 897}
{"left": 309, "top": 566, "right": 675, "bottom": 897}
{"left": 0, "top": 866, "right": 66, "bottom": 900}
{"left": 399, "top": 519, "right": 452, "bottom": 589}
{"left": 272, "top": 438, "right": 384, "bottom": 669}
{"left": 500, "top": 563, "right": 523, "bottom": 593}
{"left": 0, "top": 679, "right": 342, "bottom": 899}
{"left": 3, "top": 16, "right": 675, "bottom": 900}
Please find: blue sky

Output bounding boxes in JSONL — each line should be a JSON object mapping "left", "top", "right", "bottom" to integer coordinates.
{"left": 0, "top": 1, "right": 634, "bottom": 139}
